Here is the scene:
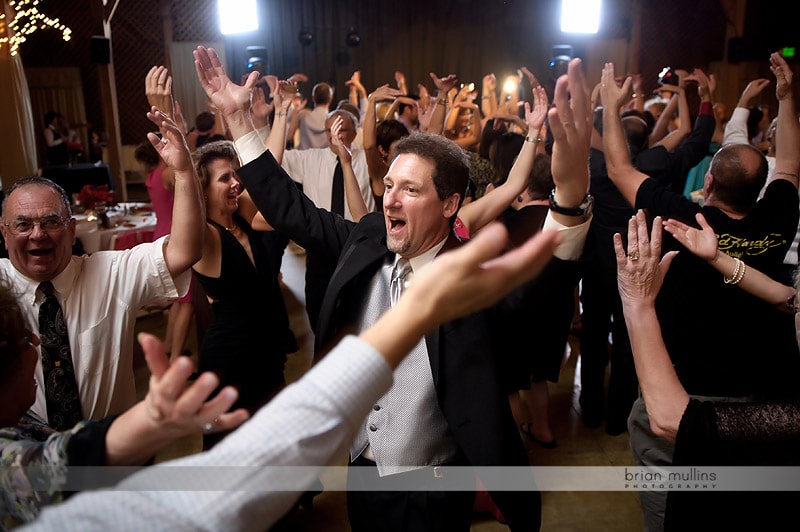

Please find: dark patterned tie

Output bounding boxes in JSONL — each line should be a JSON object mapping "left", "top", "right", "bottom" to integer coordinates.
{"left": 331, "top": 159, "right": 345, "bottom": 217}
{"left": 38, "top": 281, "right": 82, "bottom": 430}
{"left": 390, "top": 258, "right": 413, "bottom": 307}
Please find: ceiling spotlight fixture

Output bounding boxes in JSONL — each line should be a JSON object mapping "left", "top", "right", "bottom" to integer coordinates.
{"left": 298, "top": 29, "right": 313, "bottom": 46}
{"left": 345, "top": 29, "right": 361, "bottom": 47}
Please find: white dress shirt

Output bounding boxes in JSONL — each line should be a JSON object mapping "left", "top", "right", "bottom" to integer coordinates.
{"left": 296, "top": 106, "right": 330, "bottom": 150}
{"left": 25, "top": 335, "right": 393, "bottom": 532}
{"left": 282, "top": 146, "right": 376, "bottom": 220}
{"left": 0, "top": 236, "right": 190, "bottom": 422}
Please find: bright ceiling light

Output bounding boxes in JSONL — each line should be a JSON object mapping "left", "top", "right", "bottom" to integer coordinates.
{"left": 561, "top": 0, "right": 601, "bottom": 34}
{"left": 219, "top": 0, "right": 259, "bottom": 36}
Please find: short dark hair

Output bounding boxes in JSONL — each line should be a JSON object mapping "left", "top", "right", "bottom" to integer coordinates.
{"left": 312, "top": 83, "right": 333, "bottom": 105}
{"left": 709, "top": 143, "right": 768, "bottom": 213}
{"left": 195, "top": 111, "right": 216, "bottom": 133}
{"left": 193, "top": 140, "right": 238, "bottom": 189}
{"left": 489, "top": 132, "right": 525, "bottom": 186}
{"left": 44, "top": 111, "right": 62, "bottom": 126}
{"left": 479, "top": 118, "right": 508, "bottom": 160}
{"left": 392, "top": 134, "right": 469, "bottom": 223}
{"left": 621, "top": 111, "right": 652, "bottom": 158}
{"left": 526, "top": 153, "right": 554, "bottom": 200}
{"left": 376, "top": 119, "right": 409, "bottom": 153}
{"left": 134, "top": 139, "right": 160, "bottom": 169}
{"left": 1, "top": 177, "right": 71, "bottom": 221}
{"left": 396, "top": 95, "right": 419, "bottom": 116}
{"left": 0, "top": 278, "right": 28, "bottom": 378}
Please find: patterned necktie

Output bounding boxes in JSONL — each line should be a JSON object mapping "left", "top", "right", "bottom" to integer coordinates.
{"left": 331, "top": 159, "right": 345, "bottom": 217}
{"left": 38, "top": 281, "right": 82, "bottom": 430}
{"left": 390, "top": 258, "right": 413, "bottom": 307}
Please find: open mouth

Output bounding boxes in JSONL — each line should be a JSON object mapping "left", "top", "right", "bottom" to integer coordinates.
{"left": 388, "top": 218, "right": 406, "bottom": 233}
{"left": 28, "top": 248, "right": 54, "bottom": 257}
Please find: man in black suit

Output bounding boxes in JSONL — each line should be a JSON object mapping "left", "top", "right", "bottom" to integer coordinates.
{"left": 194, "top": 46, "right": 593, "bottom": 531}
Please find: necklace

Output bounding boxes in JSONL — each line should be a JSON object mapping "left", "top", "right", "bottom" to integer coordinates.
{"left": 224, "top": 223, "right": 237, "bottom": 232}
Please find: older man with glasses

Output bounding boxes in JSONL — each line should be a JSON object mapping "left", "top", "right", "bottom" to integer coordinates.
{"left": 0, "top": 108, "right": 204, "bottom": 428}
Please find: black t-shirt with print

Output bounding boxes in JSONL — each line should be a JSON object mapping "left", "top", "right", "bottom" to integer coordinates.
{"left": 635, "top": 177, "right": 800, "bottom": 398}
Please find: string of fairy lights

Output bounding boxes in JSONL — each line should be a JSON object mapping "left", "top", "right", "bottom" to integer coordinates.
{"left": 0, "top": 0, "right": 72, "bottom": 56}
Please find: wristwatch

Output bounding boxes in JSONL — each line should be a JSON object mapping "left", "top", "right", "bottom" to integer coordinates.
{"left": 548, "top": 189, "right": 593, "bottom": 217}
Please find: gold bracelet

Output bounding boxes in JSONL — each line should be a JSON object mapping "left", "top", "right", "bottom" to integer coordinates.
{"left": 436, "top": 98, "right": 447, "bottom": 106}
{"left": 525, "top": 135, "right": 543, "bottom": 143}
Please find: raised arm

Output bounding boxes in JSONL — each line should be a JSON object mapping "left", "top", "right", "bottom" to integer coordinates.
{"left": 722, "top": 77, "right": 770, "bottom": 146}
{"left": 364, "top": 84, "right": 404, "bottom": 195}
{"left": 394, "top": 70, "right": 408, "bottom": 95}
{"left": 330, "top": 115, "right": 368, "bottom": 221}
{"left": 263, "top": 79, "right": 296, "bottom": 163}
{"left": 663, "top": 212, "right": 795, "bottom": 311}
{"left": 145, "top": 66, "right": 175, "bottom": 121}
{"left": 770, "top": 52, "right": 800, "bottom": 188}
{"left": 601, "top": 62, "right": 650, "bottom": 206}
{"left": 651, "top": 78, "right": 691, "bottom": 151}
{"left": 346, "top": 70, "right": 367, "bottom": 112}
{"left": 427, "top": 71, "right": 458, "bottom": 135}
{"left": 625, "top": 73, "right": 645, "bottom": 113}
{"left": 457, "top": 86, "right": 548, "bottom": 235}
{"left": 616, "top": 211, "right": 686, "bottom": 442}
{"left": 146, "top": 107, "right": 205, "bottom": 278}
{"left": 548, "top": 58, "right": 592, "bottom": 226}
{"left": 481, "top": 73, "right": 498, "bottom": 119}
{"left": 250, "top": 77, "right": 275, "bottom": 134}
{"left": 194, "top": 46, "right": 258, "bottom": 143}
{"left": 447, "top": 102, "right": 482, "bottom": 150}
{"left": 648, "top": 85, "right": 681, "bottom": 145}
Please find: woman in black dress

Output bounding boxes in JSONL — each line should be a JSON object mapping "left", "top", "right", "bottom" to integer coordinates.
{"left": 190, "top": 82, "right": 296, "bottom": 449}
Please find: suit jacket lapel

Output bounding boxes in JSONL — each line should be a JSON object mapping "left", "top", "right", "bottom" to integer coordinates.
{"left": 316, "top": 227, "right": 391, "bottom": 351}
{"left": 426, "top": 231, "right": 463, "bottom": 387}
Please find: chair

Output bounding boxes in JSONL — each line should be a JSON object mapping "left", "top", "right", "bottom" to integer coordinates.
{"left": 111, "top": 230, "right": 139, "bottom": 250}
{"left": 111, "top": 228, "right": 154, "bottom": 250}
{"left": 137, "top": 229, "right": 155, "bottom": 244}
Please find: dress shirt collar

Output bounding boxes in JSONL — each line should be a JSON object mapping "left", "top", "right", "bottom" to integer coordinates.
{"left": 394, "top": 235, "right": 448, "bottom": 275}
{"left": 14, "top": 257, "right": 79, "bottom": 305}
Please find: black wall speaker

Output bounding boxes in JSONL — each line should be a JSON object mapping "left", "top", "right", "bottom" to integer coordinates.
{"left": 90, "top": 36, "right": 111, "bottom": 64}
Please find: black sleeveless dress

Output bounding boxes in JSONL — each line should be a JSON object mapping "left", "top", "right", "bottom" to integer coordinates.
{"left": 193, "top": 215, "right": 296, "bottom": 414}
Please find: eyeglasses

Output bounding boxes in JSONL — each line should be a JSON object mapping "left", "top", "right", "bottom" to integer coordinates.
{"left": 3, "top": 215, "right": 69, "bottom": 236}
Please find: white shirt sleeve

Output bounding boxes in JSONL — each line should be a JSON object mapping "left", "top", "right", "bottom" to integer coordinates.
{"left": 722, "top": 107, "right": 750, "bottom": 147}
{"left": 26, "top": 336, "right": 393, "bottom": 532}
{"left": 233, "top": 130, "right": 268, "bottom": 166}
{"left": 542, "top": 211, "right": 592, "bottom": 261}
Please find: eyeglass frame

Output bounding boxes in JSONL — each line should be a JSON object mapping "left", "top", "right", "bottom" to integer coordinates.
{"left": 2, "top": 214, "right": 71, "bottom": 236}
